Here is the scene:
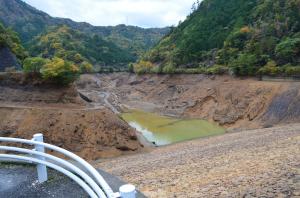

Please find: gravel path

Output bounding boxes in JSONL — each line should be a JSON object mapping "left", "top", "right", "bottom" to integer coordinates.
{"left": 97, "top": 124, "right": 300, "bottom": 197}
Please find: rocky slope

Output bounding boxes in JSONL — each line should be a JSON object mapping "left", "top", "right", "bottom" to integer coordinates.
{"left": 78, "top": 73, "right": 300, "bottom": 131}
{"left": 0, "top": 47, "right": 21, "bottom": 72}
{"left": 97, "top": 124, "right": 300, "bottom": 197}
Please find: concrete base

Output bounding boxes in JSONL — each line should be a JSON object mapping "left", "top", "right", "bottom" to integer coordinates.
{"left": 0, "top": 163, "right": 146, "bottom": 198}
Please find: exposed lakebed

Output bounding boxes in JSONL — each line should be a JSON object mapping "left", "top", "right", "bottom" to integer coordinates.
{"left": 121, "top": 110, "right": 225, "bottom": 146}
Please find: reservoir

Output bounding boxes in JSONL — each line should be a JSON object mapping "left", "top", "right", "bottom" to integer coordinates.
{"left": 121, "top": 110, "right": 225, "bottom": 146}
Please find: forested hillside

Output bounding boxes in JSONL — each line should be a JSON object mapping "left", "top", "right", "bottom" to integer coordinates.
{"left": 0, "top": 23, "right": 27, "bottom": 71}
{"left": 27, "top": 26, "right": 134, "bottom": 66}
{"left": 0, "top": 0, "right": 169, "bottom": 66}
{"left": 0, "top": 23, "right": 26, "bottom": 60}
{"left": 0, "top": 22, "right": 86, "bottom": 84}
{"left": 137, "top": 0, "right": 300, "bottom": 76}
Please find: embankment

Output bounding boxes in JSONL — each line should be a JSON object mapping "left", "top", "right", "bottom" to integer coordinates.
{"left": 97, "top": 124, "right": 300, "bottom": 197}
{"left": 80, "top": 73, "right": 300, "bottom": 131}
{"left": 0, "top": 107, "right": 141, "bottom": 159}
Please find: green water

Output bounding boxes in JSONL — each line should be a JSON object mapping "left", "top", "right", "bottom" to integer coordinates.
{"left": 121, "top": 110, "right": 225, "bottom": 146}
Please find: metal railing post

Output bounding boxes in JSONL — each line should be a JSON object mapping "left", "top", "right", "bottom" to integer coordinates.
{"left": 0, "top": 135, "right": 139, "bottom": 198}
{"left": 33, "top": 133, "right": 48, "bottom": 183}
{"left": 119, "top": 184, "right": 136, "bottom": 198}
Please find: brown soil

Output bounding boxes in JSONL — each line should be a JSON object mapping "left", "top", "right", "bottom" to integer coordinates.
{"left": 0, "top": 107, "right": 142, "bottom": 160}
{"left": 2, "top": 72, "right": 298, "bottom": 197}
{"left": 2, "top": 72, "right": 300, "bottom": 161}
{"left": 79, "top": 73, "right": 300, "bottom": 131}
{"left": 0, "top": 73, "right": 84, "bottom": 106}
{"left": 0, "top": 73, "right": 143, "bottom": 160}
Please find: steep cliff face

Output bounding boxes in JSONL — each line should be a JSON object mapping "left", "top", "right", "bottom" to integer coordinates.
{"left": 0, "top": 47, "right": 21, "bottom": 71}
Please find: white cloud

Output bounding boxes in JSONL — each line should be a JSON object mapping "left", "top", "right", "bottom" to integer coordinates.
{"left": 23, "top": 0, "right": 196, "bottom": 28}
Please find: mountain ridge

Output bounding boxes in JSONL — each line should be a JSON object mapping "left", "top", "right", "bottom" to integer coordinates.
{"left": 0, "top": 0, "right": 170, "bottom": 66}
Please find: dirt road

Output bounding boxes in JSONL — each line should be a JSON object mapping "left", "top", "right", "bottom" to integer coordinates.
{"left": 97, "top": 124, "right": 300, "bottom": 197}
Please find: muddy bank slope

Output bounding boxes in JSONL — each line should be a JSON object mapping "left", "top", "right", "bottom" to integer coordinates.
{"left": 80, "top": 73, "right": 300, "bottom": 130}
{"left": 0, "top": 72, "right": 83, "bottom": 106}
{"left": 0, "top": 107, "right": 141, "bottom": 159}
{"left": 0, "top": 73, "right": 142, "bottom": 159}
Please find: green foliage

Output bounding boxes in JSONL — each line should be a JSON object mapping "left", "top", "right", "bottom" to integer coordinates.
{"left": 40, "top": 57, "right": 79, "bottom": 85}
{"left": 257, "top": 60, "right": 281, "bottom": 76}
{"left": 284, "top": 65, "right": 300, "bottom": 76}
{"left": 140, "top": 0, "right": 300, "bottom": 76}
{"left": 143, "top": 0, "right": 257, "bottom": 66}
{"left": 128, "top": 63, "right": 134, "bottom": 73}
{"left": 27, "top": 26, "right": 135, "bottom": 67}
{"left": 230, "top": 54, "right": 258, "bottom": 76}
{"left": 0, "top": 0, "right": 169, "bottom": 66}
{"left": 225, "top": 27, "right": 252, "bottom": 50}
{"left": 162, "top": 63, "right": 176, "bottom": 74}
{"left": 23, "top": 57, "right": 49, "bottom": 73}
{"left": 0, "top": 22, "right": 27, "bottom": 61}
{"left": 205, "top": 65, "right": 228, "bottom": 75}
{"left": 22, "top": 56, "right": 80, "bottom": 84}
{"left": 275, "top": 37, "right": 300, "bottom": 64}
{"left": 79, "top": 61, "right": 93, "bottom": 73}
{"left": 182, "top": 67, "right": 206, "bottom": 74}
{"left": 150, "top": 65, "right": 163, "bottom": 74}
{"left": 133, "top": 60, "right": 155, "bottom": 74}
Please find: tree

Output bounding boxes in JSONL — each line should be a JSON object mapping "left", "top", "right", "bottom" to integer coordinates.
{"left": 40, "top": 57, "right": 79, "bottom": 85}
{"left": 128, "top": 63, "right": 134, "bottom": 73}
{"left": 0, "top": 22, "right": 27, "bottom": 61}
{"left": 133, "top": 60, "right": 155, "bottom": 74}
{"left": 79, "top": 61, "right": 93, "bottom": 73}
{"left": 284, "top": 66, "right": 300, "bottom": 76}
{"left": 257, "top": 60, "right": 281, "bottom": 76}
{"left": 23, "top": 57, "right": 49, "bottom": 73}
{"left": 230, "top": 53, "right": 258, "bottom": 76}
{"left": 275, "top": 37, "right": 300, "bottom": 64}
{"left": 139, "top": 0, "right": 300, "bottom": 76}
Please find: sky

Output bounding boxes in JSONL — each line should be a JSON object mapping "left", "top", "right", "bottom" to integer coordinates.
{"left": 23, "top": 0, "right": 197, "bottom": 28}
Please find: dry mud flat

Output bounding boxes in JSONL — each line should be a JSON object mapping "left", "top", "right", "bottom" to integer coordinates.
{"left": 97, "top": 124, "right": 300, "bottom": 198}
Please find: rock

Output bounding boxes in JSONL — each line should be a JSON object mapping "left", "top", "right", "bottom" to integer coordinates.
{"left": 0, "top": 130, "right": 15, "bottom": 136}
{"left": 0, "top": 47, "right": 21, "bottom": 72}
{"left": 294, "top": 191, "right": 300, "bottom": 196}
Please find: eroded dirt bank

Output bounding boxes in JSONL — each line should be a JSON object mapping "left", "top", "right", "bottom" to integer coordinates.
{"left": 78, "top": 73, "right": 300, "bottom": 131}
{"left": 2, "top": 72, "right": 300, "bottom": 160}
{"left": 0, "top": 73, "right": 143, "bottom": 159}
{"left": 0, "top": 107, "right": 141, "bottom": 159}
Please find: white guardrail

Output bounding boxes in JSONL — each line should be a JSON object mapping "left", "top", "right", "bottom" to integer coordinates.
{"left": 0, "top": 133, "right": 136, "bottom": 198}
